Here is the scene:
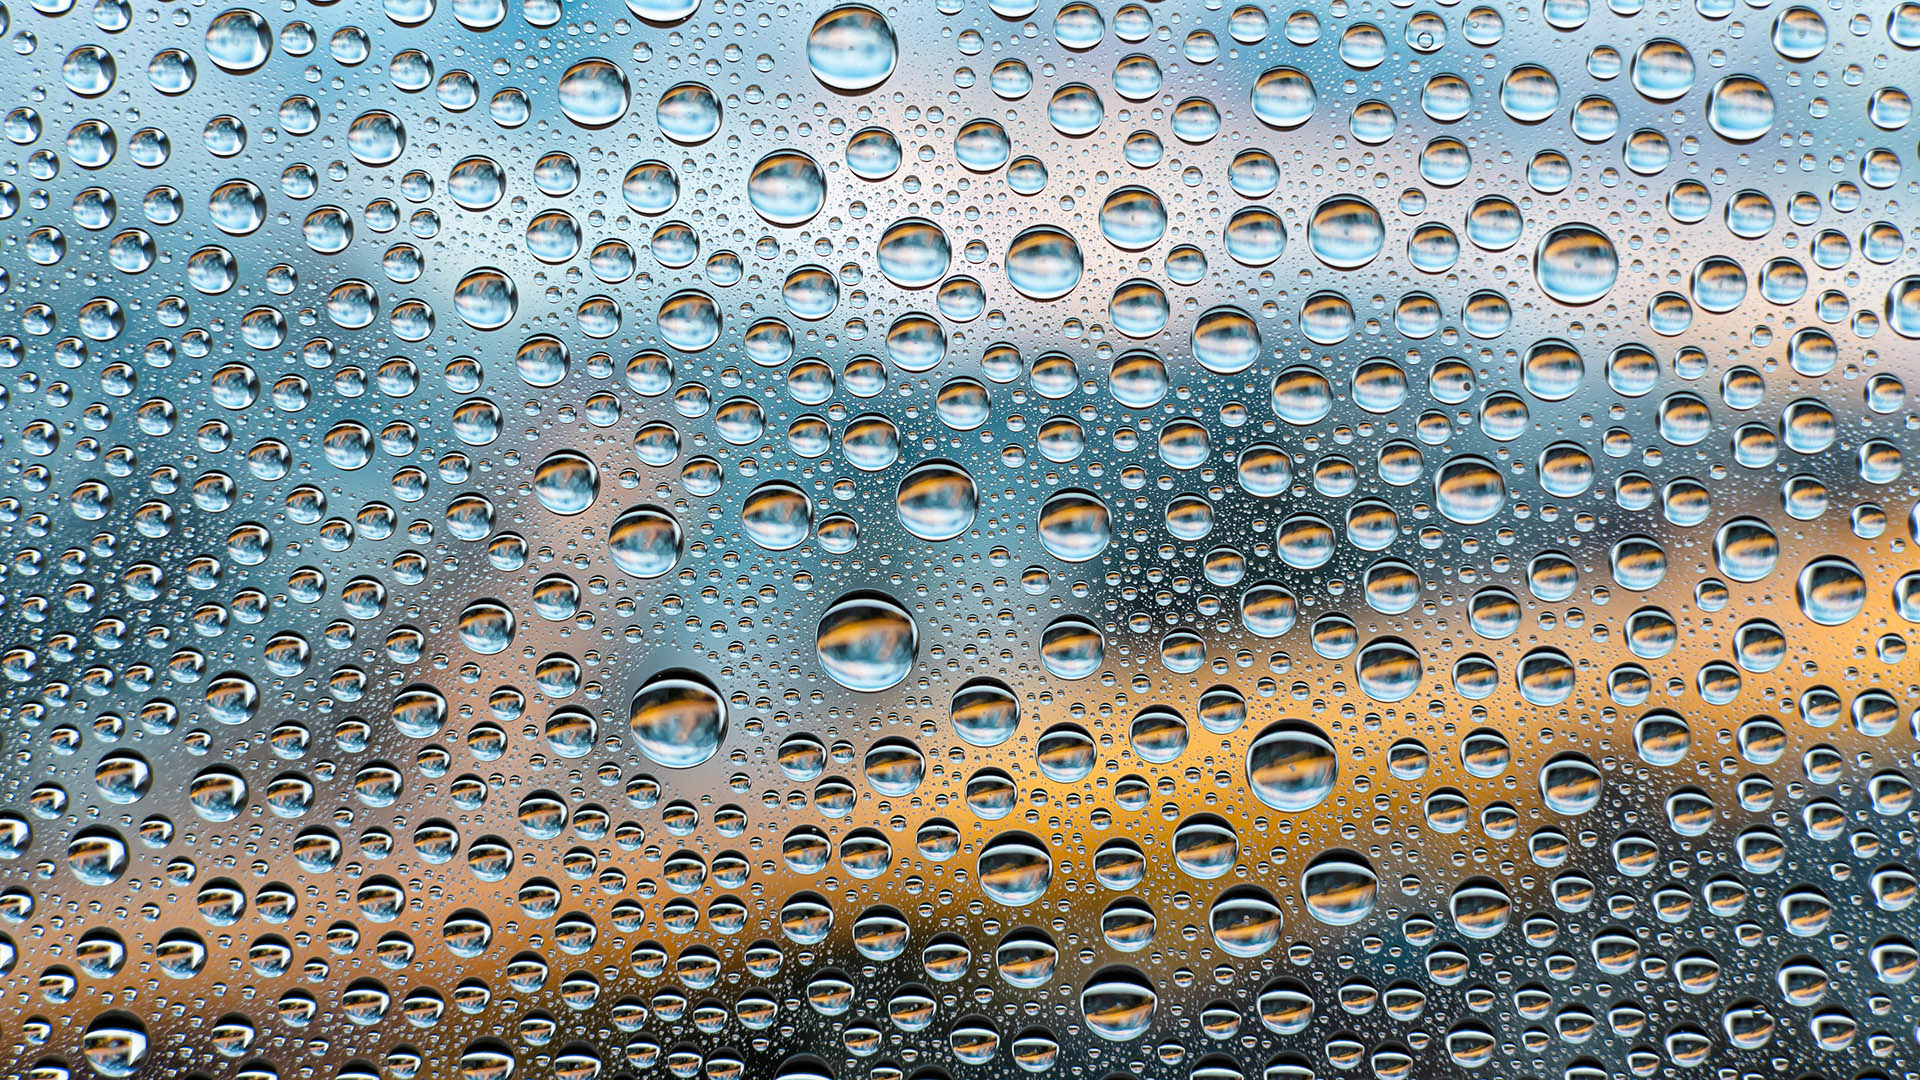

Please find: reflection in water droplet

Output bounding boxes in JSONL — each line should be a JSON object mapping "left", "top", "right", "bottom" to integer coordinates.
{"left": 656, "top": 81, "right": 722, "bottom": 143}
{"left": 557, "top": 58, "right": 629, "bottom": 127}
{"left": 531, "top": 451, "right": 598, "bottom": 515}
{"left": 1708, "top": 74, "right": 1776, "bottom": 141}
{"left": 1434, "top": 456, "right": 1506, "bottom": 524}
{"left": 1081, "top": 966, "right": 1158, "bottom": 1041}
{"left": 877, "top": 217, "right": 951, "bottom": 288}
{"left": 1038, "top": 488, "right": 1111, "bottom": 562}
{"left": 205, "top": 9, "right": 272, "bottom": 73}
{"left": 629, "top": 670, "right": 727, "bottom": 768}
{"left": 808, "top": 4, "right": 897, "bottom": 92}
{"left": 895, "top": 460, "right": 978, "bottom": 541}
{"left": 1246, "top": 721, "right": 1337, "bottom": 811}
{"left": 454, "top": 267, "right": 518, "bottom": 329}
{"left": 608, "top": 505, "right": 684, "bottom": 577}
{"left": 748, "top": 150, "right": 826, "bottom": 225}
{"left": 1005, "top": 226, "right": 1084, "bottom": 299}
{"left": 1252, "top": 66, "right": 1317, "bottom": 127}
{"left": 816, "top": 592, "right": 918, "bottom": 691}
{"left": 951, "top": 677, "right": 1020, "bottom": 747}
{"left": 1302, "top": 851, "right": 1379, "bottom": 925}
{"left": 741, "top": 480, "right": 814, "bottom": 550}
{"left": 1307, "top": 195, "right": 1385, "bottom": 268}
{"left": 1535, "top": 223, "right": 1618, "bottom": 304}
{"left": 1041, "top": 616, "right": 1105, "bottom": 678}
{"left": 979, "top": 831, "right": 1053, "bottom": 905}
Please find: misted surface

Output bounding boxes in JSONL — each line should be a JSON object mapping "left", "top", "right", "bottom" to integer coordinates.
{"left": 3, "top": 0, "right": 1920, "bottom": 1078}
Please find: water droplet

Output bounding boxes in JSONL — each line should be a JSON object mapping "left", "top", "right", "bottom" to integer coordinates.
{"left": 816, "top": 591, "right": 918, "bottom": 691}
{"left": 808, "top": 5, "right": 897, "bottom": 92}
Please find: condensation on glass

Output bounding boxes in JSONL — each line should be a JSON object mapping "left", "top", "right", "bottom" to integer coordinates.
{"left": 2, "top": 0, "right": 1920, "bottom": 1079}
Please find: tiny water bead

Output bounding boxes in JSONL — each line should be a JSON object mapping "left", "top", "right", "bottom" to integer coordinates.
{"left": 1, "top": 1, "right": 1913, "bottom": 1079}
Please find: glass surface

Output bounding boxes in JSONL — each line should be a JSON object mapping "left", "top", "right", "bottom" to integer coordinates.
{"left": 2, "top": 0, "right": 1920, "bottom": 1078}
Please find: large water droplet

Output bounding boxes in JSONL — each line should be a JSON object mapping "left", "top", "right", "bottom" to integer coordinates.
{"left": 557, "top": 58, "right": 629, "bottom": 127}
{"left": 1535, "top": 223, "right": 1618, "bottom": 304}
{"left": 1246, "top": 721, "right": 1338, "bottom": 811}
{"left": 629, "top": 669, "right": 727, "bottom": 768}
{"left": 808, "top": 4, "right": 897, "bottom": 91}
{"left": 1005, "top": 226, "right": 1084, "bottom": 299}
{"left": 816, "top": 591, "right": 918, "bottom": 691}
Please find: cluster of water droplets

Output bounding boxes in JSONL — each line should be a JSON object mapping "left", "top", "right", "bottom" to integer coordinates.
{"left": 3, "top": 0, "right": 1920, "bottom": 1078}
